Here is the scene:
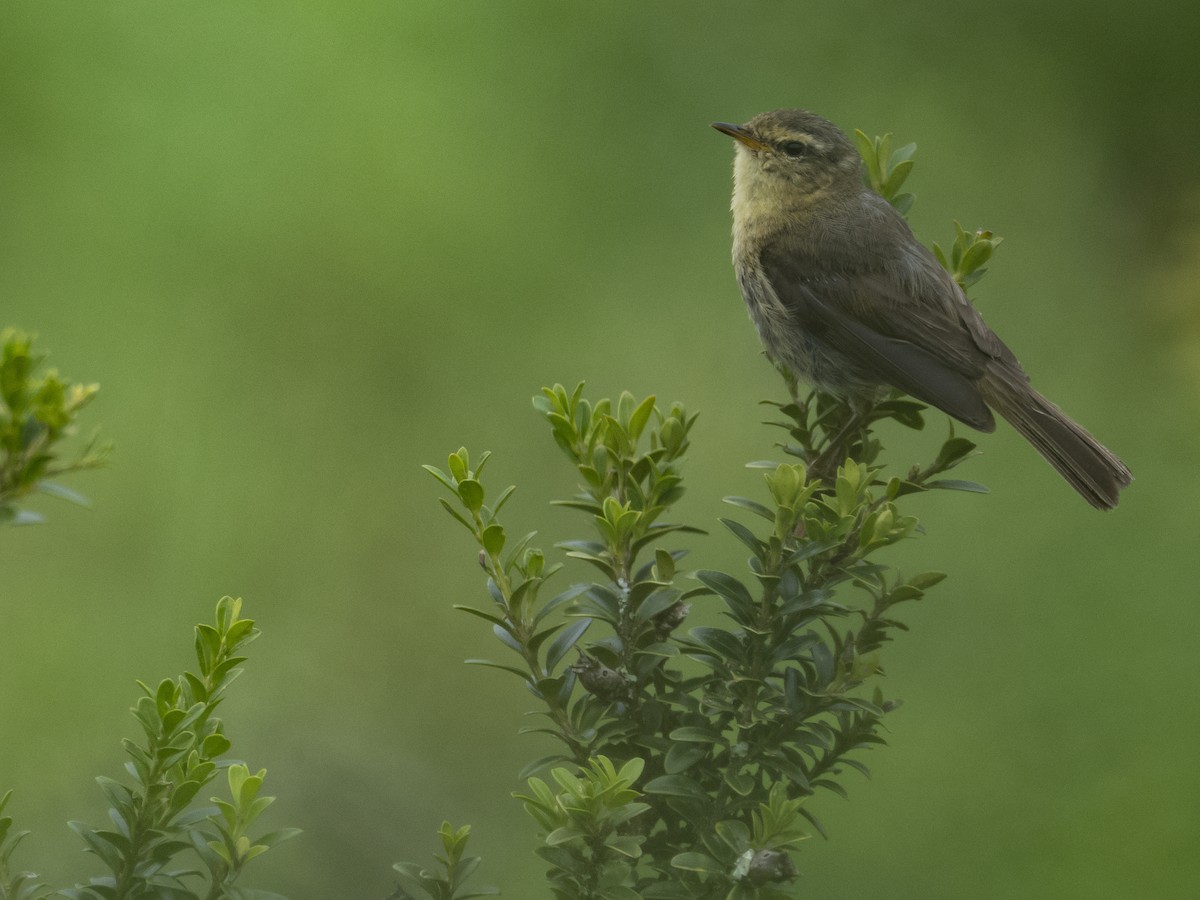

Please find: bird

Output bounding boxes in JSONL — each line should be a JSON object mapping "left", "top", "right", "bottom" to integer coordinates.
{"left": 712, "top": 108, "right": 1132, "bottom": 510}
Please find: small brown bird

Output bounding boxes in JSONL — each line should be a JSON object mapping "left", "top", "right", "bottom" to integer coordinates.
{"left": 713, "top": 109, "right": 1132, "bottom": 509}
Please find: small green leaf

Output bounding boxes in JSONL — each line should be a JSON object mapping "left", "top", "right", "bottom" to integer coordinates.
{"left": 694, "top": 571, "right": 753, "bottom": 609}
{"left": 628, "top": 394, "right": 657, "bottom": 440}
{"left": 465, "top": 659, "right": 531, "bottom": 680}
{"left": 882, "top": 158, "right": 914, "bottom": 198}
{"left": 545, "top": 619, "right": 591, "bottom": 672}
{"left": 421, "top": 464, "right": 456, "bottom": 491}
{"left": 448, "top": 449, "right": 469, "bottom": 482}
{"left": 932, "top": 437, "right": 978, "bottom": 471}
{"left": 671, "top": 851, "right": 725, "bottom": 874}
{"left": 201, "top": 733, "right": 231, "bottom": 758}
{"left": 852, "top": 129, "right": 875, "bottom": 167}
{"left": 518, "top": 755, "right": 568, "bottom": 780}
{"left": 669, "top": 726, "right": 723, "bottom": 744}
{"left": 437, "top": 497, "right": 475, "bottom": 533}
{"left": 458, "top": 479, "right": 485, "bottom": 514}
{"left": 719, "top": 517, "right": 765, "bottom": 556}
{"left": 454, "top": 605, "right": 508, "bottom": 627}
{"left": 36, "top": 480, "right": 90, "bottom": 506}
{"left": 887, "top": 141, "right": 917, "bottom": 167}
{"left": 654, "top": 547, "right": 675, "bottom": 581}
{"left": 491, "top": 483, "right": 517, "bottom": 516}
{"left": 481, "top": 523, "right": 505, "bottom": 555}
{"left": 687, "top": 626, "right": 746, "bottom": 662}
{"left": 255, "top": 826, "right": 302, "bottom": 849}
{"left": 876, "top": 133, "right": 892, "bottom": 171}
{"left": 908, "top": 571, "right": 947, "bottom": 589}
{"left": 664, "top": 742, "right": 706, "bottom": 774}
{"left": 723, "top": 770, "right": 756, "bottom": 796}
{"left": 715, "top": 819, "right": 751, "bottom": 853}
{"left": 605, "top": 835, "right": 646, "bottom": 859}
{"left": 925, "top": 479, "right": 989, "bottom": 493}
{"left": 959, "top": 237, "right": 994, "bottom": 273}
{"left": 932, "top": 242, "right": 949, "bottom": 269}
{"left": 643, "top": 774, "right": 707, "bottom": 799}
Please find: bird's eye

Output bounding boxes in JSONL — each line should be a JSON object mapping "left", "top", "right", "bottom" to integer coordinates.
{"left": 780, "top": 140, "right": 808, "bottom": 158}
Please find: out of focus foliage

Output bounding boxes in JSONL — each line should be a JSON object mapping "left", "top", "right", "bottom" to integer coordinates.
{"left": 2, "top": 598, "right": 296, "bottom": 899}
{"left": 0, "top": 329, "right": 107, "bottom": 527}
{"left": 2, "top": 2, "right": 1197, "bottom": 899}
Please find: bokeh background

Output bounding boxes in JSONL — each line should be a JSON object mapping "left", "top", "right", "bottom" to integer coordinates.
{"left": 2, "top": 2, "right": 1198, "bottom": 897}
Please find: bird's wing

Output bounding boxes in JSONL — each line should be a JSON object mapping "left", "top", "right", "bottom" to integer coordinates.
{"left": 758, "top": 240, "right": 1000, "bottom": 431}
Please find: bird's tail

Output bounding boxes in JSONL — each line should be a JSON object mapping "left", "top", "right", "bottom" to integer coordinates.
{"left": 978, "top": 369, "right": 1132, "bottom": 510}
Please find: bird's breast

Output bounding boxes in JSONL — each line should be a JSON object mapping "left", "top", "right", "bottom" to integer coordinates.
{"left": 733, "top": 251, "right": 875, "bottom": 395}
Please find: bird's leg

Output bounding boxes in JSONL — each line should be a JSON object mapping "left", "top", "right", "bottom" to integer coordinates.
{"left": 809, "top": 394, "right": 873, "bottom": 484}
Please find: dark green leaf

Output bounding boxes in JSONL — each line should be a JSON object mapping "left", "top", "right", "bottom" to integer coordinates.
{"left": 643, "top": 774, "right": 707, "bottom": 799}
{"left": 780, "top": 539, "right": 839, "bottom": 567}
{"left": 694, "top": 571, "right": 753, "bottom": 609}
{"left": 454, "top": 605, "right": 509, "bottom": 628}
{"left": 630, "top": 592, "right": 679, "bottom": 628}
{"left": 715, "top": 819, "right": 750, "bottom": 852}
{"left": 668, "top": 726, "right": 723, "bottom": 743}
{"left": 932, "top": 437, "right": 977, "bottom": 471}
{"left": 722, "top": 496, "right": 775, "bottom": 521}
{"left": 492, "top": 624, "right": 523, "bottom": 653}
{"left": 517, "top": 755, "right": 568, "bottom": 781}
{"left": 545, "top": 619, "right": 591, "bottom": 672}
{"left": 719, "top": 517, "right": 765, "bottom": 556}
{"left": 723, "top": 770, "right": 755, "bottom": 796}
{"left": 814, "top": 778, "right": 849, "bottom": 800}
{"left": 686, "top": 627, "right": 745, "bottom": 662}
{"left": 925, "top": 479, "right": 989, "bottom": 493}
{"left": 534, "top": 583, "right": 592, "bottom": 624}
{"left": 654, "top": 547, "right": 675, "bottom": 581}
{"left": 67, "top": 821, "right": 122, "bottom": 870}
{"left": 664, "top": 742, "right": 706, "bottom": 774}
{"left": 465, "top": 660, "right": 531, "bottom": 680}
{"left": 670, "top": 852, "right": 725, "bottom": 874}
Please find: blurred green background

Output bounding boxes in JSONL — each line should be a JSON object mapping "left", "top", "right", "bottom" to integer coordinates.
{"left": 2, "top": 2, "right": 1198, "bottom": 897}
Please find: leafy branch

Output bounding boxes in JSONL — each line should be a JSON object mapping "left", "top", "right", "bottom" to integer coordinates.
{"left": 0, "top": 328, "right": 109, "bottom": 527}
{"left": 391, "top": 823, "right": 498, "bottom": 900}
{"left": 56, "top": 597, "right": 297, "bottom": 900}
{"left": 414, "top": 129, "right": 1001, "bottom": 898}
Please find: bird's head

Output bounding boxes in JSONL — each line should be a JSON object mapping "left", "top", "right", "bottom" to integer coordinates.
{"left": 713, "top": 109, "right": 863, "bottom": 218}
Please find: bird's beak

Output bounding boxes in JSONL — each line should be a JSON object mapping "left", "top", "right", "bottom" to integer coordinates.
{"left": 711, "top": 122, "right": 769, "bottom": 152}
